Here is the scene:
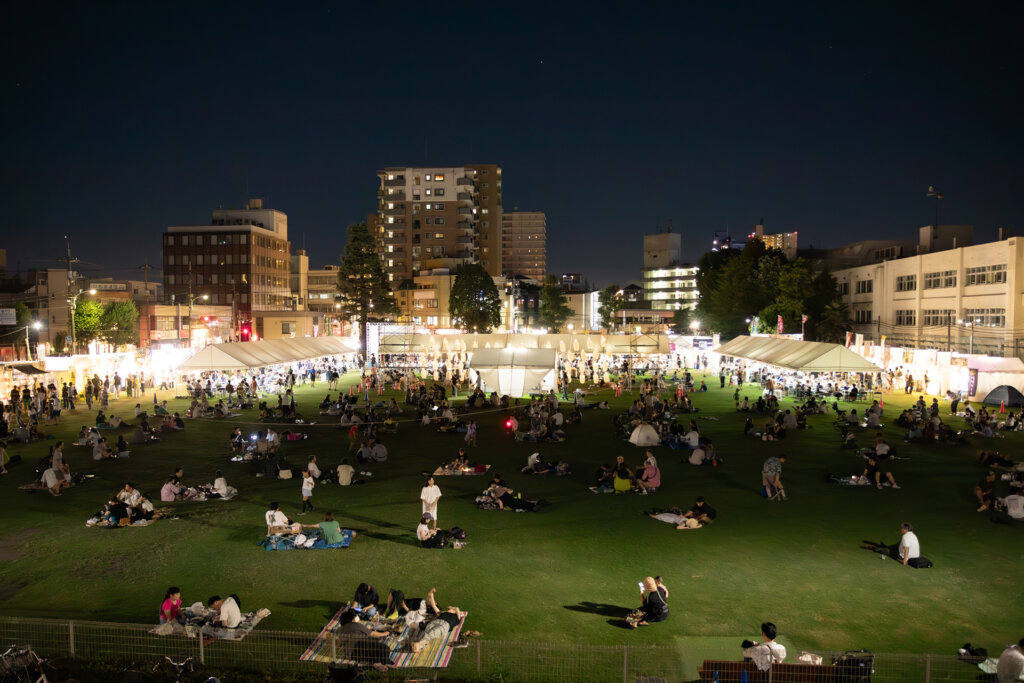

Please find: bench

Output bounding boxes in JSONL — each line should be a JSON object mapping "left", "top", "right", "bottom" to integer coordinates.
{"left": 699, "top": 660, "right": 836, "bottom": 682}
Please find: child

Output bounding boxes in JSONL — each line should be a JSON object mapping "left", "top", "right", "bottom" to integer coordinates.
{"left": 300, "top": 469, "right": 315, "bottom": 514}
{"left": 464, "top": 420, "right": 477, "bottom": 447}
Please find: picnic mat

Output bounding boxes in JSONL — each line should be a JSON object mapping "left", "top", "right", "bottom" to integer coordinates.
{"left": 259, "top": 529, "right": 355, "bottom": 551}
{"left": 149, "top": 608, "right": 270, "bottom": 641}
{"left": 433, "top": 465, "right": 490, "bottom": 477}
{"left": 300, "top": 607, "right": 466, "bottom": 668}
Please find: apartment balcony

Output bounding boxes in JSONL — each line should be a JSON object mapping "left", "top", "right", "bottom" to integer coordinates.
{"left": 390, "top": 218, "right": 406, "bottom": 227}
{"left": 384, "top": 177, "right": 405, "bottom": 187}
{"left": 457, "top": 207, "right": 474, "bottom": 216}
{"left": 383, "top": 233, "right": 406, "bottom": 244}
{"left": 454, "top": 250, "right": 473, "bottom": 259}
{"left": 386, "top": 191, "right": 407, "bottom": 201}
{"left": 456, "top": 177, "right": 474, "bottom": 187}
{"left": 383, "top": 205, "right": 405, "bottom": 216}
{"left": 456, "top": 192, "right": 473, "bottom": 201}
{"left": 455, "top": 236, "right": 476, "bottom": 245}
{"left": 391, "top": 248, "right": 407, "bottom": 257}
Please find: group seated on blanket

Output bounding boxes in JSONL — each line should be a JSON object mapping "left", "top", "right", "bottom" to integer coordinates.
{"left": 162, "top": 469, "right": 235, "bottom": 501}
{"left": 356, "top": 437, "right": 389, "bottom": 463}
{"left": 32, "top": 459, "right": 73, "bottom": 496}
{"left": 152, "top": 589, "right": 271, "bottom": 642}
{"left": 519, "top": 452, "right": 570, "bottom": 475}
{"left": 94, "top": 410, "right": 124, "bottom": 429}
{"left": 976, "top": 449, "right": 1020, "bottom": 470}
{"left": 475, "top": 474, "right": 549, "bottom": 511}
{"left": 685, "top": 440, "right": 720, "bottom": 467}
{"left": 86, "top": 484, "right": 158, "bottom": 527}
{"left": 647, "top": 495, "right": 718, "bottom": 529}
{"left": 160, "top": 413, "right": 186, "bottom": 432}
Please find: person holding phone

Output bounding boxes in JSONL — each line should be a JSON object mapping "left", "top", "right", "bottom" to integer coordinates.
{"left": 626, "top": 576, "right": 669, "bottom": 628}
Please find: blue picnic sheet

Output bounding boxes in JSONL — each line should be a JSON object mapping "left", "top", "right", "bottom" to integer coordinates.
{"left": 259, "top": 528, "right": 354, "bottom": 551}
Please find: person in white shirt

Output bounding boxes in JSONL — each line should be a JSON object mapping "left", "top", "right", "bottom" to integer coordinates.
{"left": 265, "top": 502, "right": 290, "bottom": 535}
{"left": 742, "top": 622, "right": 787, "bottom": 671}
{"left": 212, "top": 471, "right": 229, "bottom": 498}
{"left": 206, "top": 594, "right": 242, "bottom": 629}
{"left": 336, "top": 459, "right": 355, "bottom": 486}
{"left": 684, "top": 430, "right": 700, "bottom": 448}
{"left": 996, "top": 638, "right": 1024, "bottom": 683}
{"left": 420, "top": 476, "right": 442, "bottom": 528}
{"left": 300, "top": 470, "right": 315, "bottom": 514}
{"left": 306, "top": 455, "right": 322, "bottom": 479}
{"left": 861, "top": 522, "right": 920, "bottom": 565}
{"left": 117, "top": 483, "right": 141, "bottom": 507}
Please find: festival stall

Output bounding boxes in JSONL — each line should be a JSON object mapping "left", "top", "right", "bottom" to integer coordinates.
{"left": 175, "top": 337, "right": 358, "bottom": 372}
{"left": 714, "top": 336, "right": 882, "bottom": 373}
{"left": 467, "top": 347, "right": 557, "bottom": 397}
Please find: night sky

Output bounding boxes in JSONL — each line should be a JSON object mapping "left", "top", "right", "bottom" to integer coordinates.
{"left": 2, "top": 3, "right": 1022, "bottom": 287}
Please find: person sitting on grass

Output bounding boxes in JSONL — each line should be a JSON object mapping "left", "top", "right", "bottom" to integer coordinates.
{"left": 408, "top": 606, "right": 463, "bottom": 653}
{"left": 626, "top": 576, "right": 668, "bottom": 628}
{"left": 160, "top": 476, "right": 181, "bottom": 502}
{"left": 351, "top": 582, "right": 379, "bottom": 617}
{"left": 302, "top": 510, "right": 346, "bottom": 545}
{"left": 265, "top": 501, "right": 291, "bottom": 535}
{"left": 332, "top": 609, "right": 393, "bottom": 672}
{"left": 681, "top": 496, "right": 717, "bottom": 527}
{"left": 92, "top": 437, "right": 115, "bottom": 460}
{"left": 860, "top": 522, "right": 920, "bottom": 566}
{"left": 590, "top": 464, "right": 614, "bottom": 493}
{"left": 742, "top": 621, "right": 787, "bottom": 671}
{"left": 975, "top": 471, "right": 998, "bottom": 512}
{"left": 417, "top": 514, "right": 447, "bottom": 548}
{"left": 612, "top": 456, "right": 633, "bottom": 494}
{"left": 159, "top": 586, "right": 186, "bottom": 625}
{"left": 860, "top": 455, "right": 901, "bottom": 490}
{"left": 635, "top": 453, "right": 661, "bottom": 494}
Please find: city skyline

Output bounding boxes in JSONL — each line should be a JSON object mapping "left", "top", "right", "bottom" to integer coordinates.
{"left": 2, "top": 3, "right": 1021, "bottom": 287}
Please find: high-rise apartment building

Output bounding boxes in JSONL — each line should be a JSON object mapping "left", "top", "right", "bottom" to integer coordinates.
{"left": 163, "top": 199, "right": 292, "bottom": 337}
{"left": 376, "top": 165, "right": 502, "bottom": 282}
{"left": 748, "top": 221, "right": 798, "bottom": 261}
{"left": 501, "top": 209, "right": 546, "bottom": 281}
{"left": 641, "top": 231, "right": 698, "bottom": 311}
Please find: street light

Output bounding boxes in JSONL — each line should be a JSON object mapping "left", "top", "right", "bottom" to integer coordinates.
{"left": 187, "top": 294, "right": 208, "bottom": 347}
{"left": 68, "top": 288, "right": 97, "bottom": 354}
{"left": 956, "top": 318, "right": 980, "bottom": 355}
{"left": 690, "top": 319, "right": 701, "bottom": 335}
{"left": 24, "top": 321, "right": 42, "bottom": 361}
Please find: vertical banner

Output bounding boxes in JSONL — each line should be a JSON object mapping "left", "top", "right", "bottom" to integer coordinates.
{"left": 777, "top": 315, "right": 784, "bottom": 334}
{"left": 845, "top": 331, "right": 853, "bottom": 348}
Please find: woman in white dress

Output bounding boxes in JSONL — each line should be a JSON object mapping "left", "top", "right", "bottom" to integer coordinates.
{"left": 420, "top": 476, "right": 441, "bottom": 529}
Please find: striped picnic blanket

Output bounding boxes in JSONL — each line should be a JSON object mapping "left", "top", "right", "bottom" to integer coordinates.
{"left": 300, "top": 607, "right": 466, "bottom": 668}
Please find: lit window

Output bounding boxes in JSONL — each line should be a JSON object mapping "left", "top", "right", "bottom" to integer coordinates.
{"left": 388, "top": 174, "right": 395, "bottom": 180}
{"left": 387, "top": 203, "right": 394, "bottom": 209}
{"left": 434, "top": 174, "right": 444, "bottom": 181}
{"left": 388, "top": 246, "right": 394, "bottom": 253}
{"left": 426, "top": 174, "right": 432, "bottom": 181}
{"left": 387, "top": 231, "right": 393, "bottom": 238}
{"left": 425, "top": 189, "right": 432, "bottom": 196}
{"left": 425, "top": 204, "right": 432, "bottom": 210}
{"left": 388, "top": 217, "right": 394, "bottom": 224}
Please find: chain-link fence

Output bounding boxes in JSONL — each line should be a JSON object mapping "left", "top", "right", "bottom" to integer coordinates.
{"left": 0, "top": 616, "right": 996, "bottom": 682}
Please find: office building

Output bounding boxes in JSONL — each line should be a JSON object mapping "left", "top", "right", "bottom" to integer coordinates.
{"left": 833, "top": 232, "right": 1024, "bottom": 357}
{"left": 376, "top": 165, "right": 502, "bottom": 282}
{"left": 501, "top": 209, "right": 546, "bottom": 281}
{"left": 163, "top": 198, "right": 292, "bottom": 339}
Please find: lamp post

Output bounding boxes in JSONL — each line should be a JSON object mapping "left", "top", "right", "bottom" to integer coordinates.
{"left": 24, "top": 321, "right": 42, "bottom": 361}
{"left": 187, "top": 294, "right": 208, "bottom": 348}
{"left": 956, "top": 318, "right": 979, "bottom": 355}
{"left": 68, "top": 288, "right": 97, "bottom": 354}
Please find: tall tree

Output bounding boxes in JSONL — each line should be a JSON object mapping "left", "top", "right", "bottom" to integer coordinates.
{"left": 336, "top": 223, "right": 398, "bottom": 354}
{"left": 537, "top": 275, "right": 572, "bottom": 332}
{"left": 670, "top": 308, "right": 692, "bottom": 335}
{"left": 597, "top": 284, "right": 623, "bottom": 331}
{"left": 100, "top": 300, "right": 139, "bottom": 348}
{"left": 448, "top": 264, "right": 502, "bottom": 332}
{"left": 816, "top": 300, "right": 853, "bottom": 343}
{"left": 73, "top": 300, "right": 103, "bottom": 348}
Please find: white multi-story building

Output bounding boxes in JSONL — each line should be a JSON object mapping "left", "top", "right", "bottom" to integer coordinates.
{"left": 641, "top": 232, "right": 698, "bottom": 312}
{"left": 834, "top": 235, "right": 1024, "bottom": 357}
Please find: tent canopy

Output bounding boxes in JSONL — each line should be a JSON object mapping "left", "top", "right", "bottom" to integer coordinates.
{"left": 629, "top": 423, "right": 660, "bottom": 447}
{"left": 981, "top": 385, "right": 1024, "bottom": 407}
{"left": 469, "top": 347, "right": 557, "bottom": 396}
{"left": 176, "top": 337, "right": 357, "bottom": 372}
{"left": 377, "top": 332, "right": 669, "bottom": 355}
{"left": 714, "top": 336, "right": 881, "bottom": 373}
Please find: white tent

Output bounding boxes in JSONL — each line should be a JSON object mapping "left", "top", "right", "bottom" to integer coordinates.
{"left": 714, "top": 336, "right": 881, "bottom": 373}
{"left": 967, "top": 356, "right": 1024, "bottom": 400}
{"left": 377, "top": 332, "right": 670, "bottom": 355}
{"left": 468, "top": 348, "right": 557, "bottom": 397}
{"left": 176, "top": 337, "right": 357, "bottom": 372}
{"left": 629, "top": 423, "right": 661, "bottom": 447}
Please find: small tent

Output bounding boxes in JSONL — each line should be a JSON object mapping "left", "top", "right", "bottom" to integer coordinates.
{"left": 629, "top": 423, "right": 660, "bottom": 447}
{"left": 981, "top": 385, "right": 1024, "bottom": 408}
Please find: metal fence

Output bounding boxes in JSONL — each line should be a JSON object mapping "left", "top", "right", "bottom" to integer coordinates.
{"left": 0, "top": 616, "right": 994, "bottom": 682}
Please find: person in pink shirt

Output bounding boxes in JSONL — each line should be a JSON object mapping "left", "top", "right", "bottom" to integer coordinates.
{"left": 636, "top": 451, "right": 661, "bottom": 494}
{"left": 159, "top": 586, "right": 185, "bottom": 625}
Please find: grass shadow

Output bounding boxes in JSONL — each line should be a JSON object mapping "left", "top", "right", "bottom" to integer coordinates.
{"left": 563, "top": 602, "right": 630, "bottom": 618}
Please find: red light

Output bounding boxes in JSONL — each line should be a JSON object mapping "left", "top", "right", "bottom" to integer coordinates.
{"left": 505, "top": 420, "right": 512, "bottom": 428}
{"left": 239, "top": 324, "right": 252, "bottom": 341}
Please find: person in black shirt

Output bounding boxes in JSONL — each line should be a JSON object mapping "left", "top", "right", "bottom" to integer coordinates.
{"left": 409, "top": 607, "right": 462, "bottom": 652}
{"left": 861, "top": 455, "right": 901, "bottom": 490}
{"left": 684, "top": 496, "right": 717, "bottom": 524}
{"left": 352, "top": 583, "right": 378, "bottom": 616}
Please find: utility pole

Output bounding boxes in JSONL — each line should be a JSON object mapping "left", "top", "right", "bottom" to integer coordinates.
{"left": 946, "top": 313, "right": 951, "bottom": 352}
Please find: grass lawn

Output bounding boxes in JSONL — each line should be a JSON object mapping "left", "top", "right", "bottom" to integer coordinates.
{"left": 0, "top": 371, "right": 1020, "bottom": 661}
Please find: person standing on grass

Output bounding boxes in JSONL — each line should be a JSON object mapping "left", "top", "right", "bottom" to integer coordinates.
{"left": 421, "top": 476, "right": 441, "bottom": 529}
{"left": 300, "top": 469, "right": 315, "bottom": 514}
{"left": 742, "top": 622, "right": 787, "bottom": 671}
{"left": 464, "top": 420, "right": 477, "bottom": 448}
{"left": 761, "top": 454, "right": 787, "bottom": 499}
